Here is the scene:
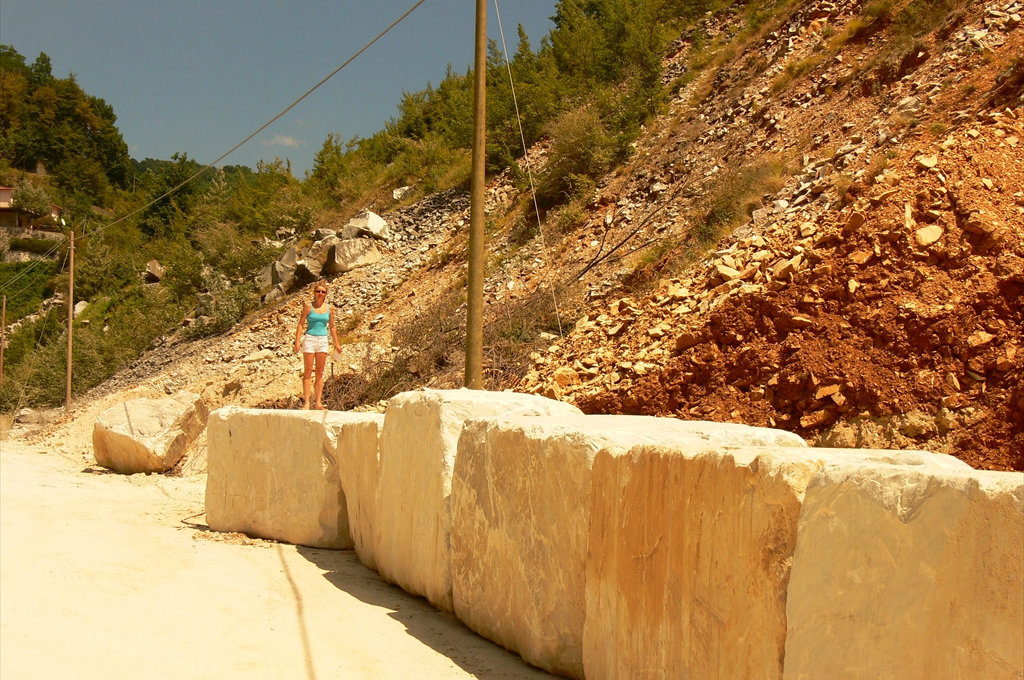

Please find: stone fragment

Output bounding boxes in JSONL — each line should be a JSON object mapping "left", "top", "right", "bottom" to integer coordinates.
{"left": 374, "top": 389, "right": 581, "bottom": 613}
{"left": 963, "top": 211, "right": 998, "bottom": 235}
{"left": 799, "top": 222, "right": 817, "bottom": 237}
{"left": 585, "top": 447, "right": 969, "bottom": 680}
{"left": 324, "top": 239, "right": 381, "bottom": 275}
{"left": 791, "top": 314, "right": 814, "bottom": 328}
{"left": 783, "top": 465, "right": 1023, "bottom": 680}
{"left": 814, "top": 384, "right": 841, "bottom": 400}
{"left": 915, "top": 224, "right": 943, "bottom": 247}
{"left": 849, "top": 250, "right": 874, "bottom": 265}
{"left": 916, "top": 154, "right": 939, "bottom": 170}
{"left": 145, "top": 259, "right": 165, "bottom": 283}
{"left": 393, "top": 185, "right": 414, "bottom": 200}
{"left": 843, "top": 211, "right": 866, "bottom": 234}
{"left": 800, "top": 409, "right": 830, "bottom": 428}
{"left": 715, "top": 264, "right": 742, "bottom": 281}
{"left": 675, "top": 331, "right": 703, "bottom": 352}
{"left": 205, "top": 407, "right": 378, "bottom": 550}
{"left": 452, "top": 417, "right": 806, "bottom": 679}
{"left": 968, "top": 330, "right": 996, "bottom": 349}
{"left": 552, "top": 366, "right": 581, "bottom": 387}
{"left": 93, "top": 392, "right": 208, "bottom": 474}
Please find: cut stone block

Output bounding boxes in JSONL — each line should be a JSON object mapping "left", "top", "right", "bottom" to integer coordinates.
{"left": 450, "top": 415, "right": 807, "bottom": 679}
{"left": 93, "top": 392, "right": 208, "bottom": 474}
{"left": 335, "top": 413, "right": 385, "bottom": 570}
{"left": 373, "top": 389, "right": 581, "bottom": 613}
{"left": 783, "top": 464, "right": 1024, "bottom": 680}
{"left": 583, "top": 446, "right": 972, "bottom": 680}
{"left": 205, "top": 407, "right": 380, "bottom": 549}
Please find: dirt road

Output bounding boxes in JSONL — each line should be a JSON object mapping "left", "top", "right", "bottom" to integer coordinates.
{"left": 0, "top": 442, "right": 553, "bottom": 680}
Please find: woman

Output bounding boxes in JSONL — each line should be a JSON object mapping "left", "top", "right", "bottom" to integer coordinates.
{"left": 294, "top": 281, "right": 341, "bottom": 410}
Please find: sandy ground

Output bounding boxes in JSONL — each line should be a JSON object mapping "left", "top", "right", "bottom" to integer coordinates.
{"left": 0, "top": 441, "right": 554, "bottom": 680}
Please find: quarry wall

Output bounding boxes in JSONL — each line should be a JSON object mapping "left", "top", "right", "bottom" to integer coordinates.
{"left": 205, "top": 389, "right": 1023, "bottom": 679}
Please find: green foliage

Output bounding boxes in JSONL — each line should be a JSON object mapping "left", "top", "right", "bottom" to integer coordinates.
{"left": 0, "top": 261, "right": 57, "bottom": 321}
{"left": 185, "top": 283, "right": 260, "bottom": 339}
{"left": 538, "top": 106, "right": 612, "bottom": 207}
{"left": 8, "top": 238, "right": 59, "bottom": 255}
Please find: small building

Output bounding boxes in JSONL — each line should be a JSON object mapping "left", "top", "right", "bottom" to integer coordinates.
{"left": 0, "top": 186, "right": 62, "bottom": 230}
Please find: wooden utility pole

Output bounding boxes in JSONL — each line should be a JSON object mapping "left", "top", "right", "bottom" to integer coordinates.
{"left": 1, "top": 295, "right": 6, "bottom": 394}
{"left": 66, "top": 231, "right": 74, "bottom": 414}
{"left": 465, "top": 0, "right": 487, "bottom": 390}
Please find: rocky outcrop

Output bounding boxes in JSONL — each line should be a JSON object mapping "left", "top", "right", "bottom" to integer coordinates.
{"left": 205, "top": 407, "right": 380, "bottom": 549}
{"left": 450, "top": 415, "right": 806, "bottom": 679}
{"left": 783, "top": 463, "right": 1024, "bottom": 680}
{"left": 583, "top": 445, "right": 971, "bottom": 680}
{"left": 93, "top": 392, "right": 208, "bottom": 474}
{"left": 373, "top": 389, "right": 581, "bottom": 612}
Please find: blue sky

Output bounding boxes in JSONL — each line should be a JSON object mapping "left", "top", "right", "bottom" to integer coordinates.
{"left": 1, "top": 0, "right": 559, "bottom": 174}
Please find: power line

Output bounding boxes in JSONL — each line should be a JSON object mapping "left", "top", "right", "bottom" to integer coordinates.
{"left": 87, "top": 0, "right": 428, "bottom": 241}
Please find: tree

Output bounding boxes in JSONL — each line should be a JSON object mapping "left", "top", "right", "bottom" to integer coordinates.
{"left": 10, "top": 177, "right": 51, "bottom": 217}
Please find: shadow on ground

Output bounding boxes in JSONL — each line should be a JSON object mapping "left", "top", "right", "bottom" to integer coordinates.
{"left": 297, "top": 547, "right": 555, "bottom": 680}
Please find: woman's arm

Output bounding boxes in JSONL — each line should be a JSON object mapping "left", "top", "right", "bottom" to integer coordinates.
{"left": 328, "top": 305, "right": 341, "bottom": 348}
{"left": 295, "top": 302, "right": 310, "bottom": 352}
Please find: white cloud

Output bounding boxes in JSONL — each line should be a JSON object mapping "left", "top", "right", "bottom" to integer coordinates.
{"left": 263, "top": 134, "right": 306, "bottom": 149}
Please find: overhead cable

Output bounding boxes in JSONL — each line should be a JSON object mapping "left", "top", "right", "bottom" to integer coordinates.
{"left": 87, "top": 0, "right": 428, "bottom": 240}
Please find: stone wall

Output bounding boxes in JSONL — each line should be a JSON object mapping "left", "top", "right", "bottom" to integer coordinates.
{"left": 203, "top": 391, "right": 1023, "bottom": 679}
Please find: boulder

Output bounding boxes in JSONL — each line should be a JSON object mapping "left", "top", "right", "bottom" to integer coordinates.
{"left": 584, "top": 447, "right": 971, "bottom": 680}
{"left": 339, "top": 210, "right": 391, "bottom": 241}
{"left": 335, "top": 413, "right": 385, "bottom": 570}
{"left": 782, "top": 464, "right": 1023, "bottom": 680}
{"left": 145, "top": 259, "right": 165, "bottom": 283}
{"left": 93, "top": 392, "right": 208, "bottom": 474}
{"left": 305, "top": 235, "right": 339, "bottom": 264}
{"left": 393, "top": 185, "right": 414, "bottom": 200}
{"left": 293, "top": 259, "right": 322, "bottom": 286}
{"left": 374, "top": 389, "right": 581, "bottom": 613}
{"left": 73, "top": 300, "right": 88, "bottom": 318}
{"left": 324, "top": 239, "right": 381, "bottom": 275}
{"left": 451, "top": 415, "right": 806, "bottom": 679}
{"left": 205, "top": 407, "right": 381, "bottom": 549}
{"left": 271, "top": 260, "right": 295, "bottom": 288}
{"left": 255, "top": 264, "right": 273, "bottom": 292}
{"left": 280, "top": 246, "right": 299, "bottom": 267}
{"left": 312, "top": 227, "right": 336, "bottom": 242}
{"left": 263, "top": 283, "right": 286, "bottom": 304}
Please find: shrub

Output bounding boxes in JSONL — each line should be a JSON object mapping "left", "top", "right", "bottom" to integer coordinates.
{"left": 537, "top": 107, "right": 613, "bottom": 208}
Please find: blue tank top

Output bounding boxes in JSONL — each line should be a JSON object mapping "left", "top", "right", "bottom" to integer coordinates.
{"left": 306, "top": 305, "right": 329, "bottom": 336}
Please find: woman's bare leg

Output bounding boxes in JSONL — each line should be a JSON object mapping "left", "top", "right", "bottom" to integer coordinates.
{"left": 314, "top": 352, "right": 328, "bottom": 409}
{"left": 302, "top": 352, "right": 314, "bottom": 409}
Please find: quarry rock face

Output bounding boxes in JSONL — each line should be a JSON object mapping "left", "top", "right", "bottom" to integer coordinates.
{"left": 783, "top": 464, "right": 1024, "bottom": 680}
{"left": 93, "top": 392, "right": 208, "bottom": 474}
{"left": 373, "top": 389, "right": 581, "bottom": 612}
{"left": 449, "top": 415, "right": 807, "bottom": 679}
{"left": 583, "top": 446, "right": 973, "bottom": 680}
{"left": 205, "top": 407, "right": 379, "bottom": 549}
{"left": 334, "top": 412, "right": 385, "bottom": 570}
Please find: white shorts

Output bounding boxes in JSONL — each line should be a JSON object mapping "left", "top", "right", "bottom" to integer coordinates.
{"left": 302, "top": 334, "right": 329, "bottom": 354}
